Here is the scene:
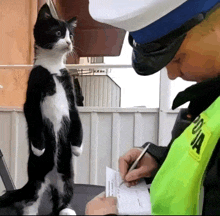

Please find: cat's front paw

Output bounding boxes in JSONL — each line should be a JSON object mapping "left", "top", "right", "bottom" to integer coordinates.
{"left": 59, "top": 208, "right": 76, "bottom": 215}
{"left": 31, "top": 144, "right": 45, "bottom": 156}
{"left": 71, "top": 145, "right": 83, "bottom": 157}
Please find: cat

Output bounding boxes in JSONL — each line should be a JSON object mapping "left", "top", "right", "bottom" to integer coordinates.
{"left": 0, "top": 3, "right": 83, "bottom": 215}
{"left": 73, "top": 77, "right": 84, "bottom": 106}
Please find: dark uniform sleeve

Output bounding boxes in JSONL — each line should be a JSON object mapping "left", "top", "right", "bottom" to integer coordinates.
{"left": 142, "top": 142, "right": 169, "bottom": 166}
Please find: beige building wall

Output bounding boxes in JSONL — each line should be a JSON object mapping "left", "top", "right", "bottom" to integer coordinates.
{"left": 0, "top": 0, "right": 37, "bottom": 107}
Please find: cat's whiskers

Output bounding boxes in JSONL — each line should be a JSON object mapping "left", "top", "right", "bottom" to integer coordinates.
{"left": 67, "top": 48, "right": 77, "bottom": 59}
{"left": 73, "top": 45, "right": 84, "bottom": 53}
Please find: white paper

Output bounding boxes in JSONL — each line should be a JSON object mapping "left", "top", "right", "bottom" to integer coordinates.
{"left": 106, "top": 167, "right": 151, "bottom": 215}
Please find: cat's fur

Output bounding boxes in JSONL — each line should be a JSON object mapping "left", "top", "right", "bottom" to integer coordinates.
{"left": 0, "top": 4, "right": 82, "bottom": 215}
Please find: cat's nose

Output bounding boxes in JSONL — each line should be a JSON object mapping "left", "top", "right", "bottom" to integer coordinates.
{"left": 66, "top": 41, "right": 71, "bottom": 46}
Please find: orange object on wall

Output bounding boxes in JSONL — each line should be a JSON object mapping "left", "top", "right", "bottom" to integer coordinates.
{"left": 0, "top": 0, "right": 37, "bottom": 108}
{"left": 56, "top": 0, "right": 126, "bottom": 57}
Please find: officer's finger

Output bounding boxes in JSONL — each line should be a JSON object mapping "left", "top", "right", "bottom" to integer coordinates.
{"left": 125, "top": 166, "right": 147, "bottom": 182}
{"left": 118, "top": 156, "right": 129, "bottom": 180}
{"left": 126, "top": 180, "right": 138, "bottom": 187}
{"left": 96, "top": 191, "right": 106, "bottom": 199}
{"left": 119, "top": 149, "right": 141, "bottom": 179}
{"left": 107, "top": 197, "right": 117, "bottom": 205}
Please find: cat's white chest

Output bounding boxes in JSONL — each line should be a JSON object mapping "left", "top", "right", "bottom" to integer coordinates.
{"left": 41, "top": 76, "right": 69, "bottom": 133}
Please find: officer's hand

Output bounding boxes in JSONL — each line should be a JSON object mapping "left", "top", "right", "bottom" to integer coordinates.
{"left": 85, "top": 192, "right": 118, "bottom": 215}
{"left": 119, "top": 148, "right": 158, "bottom": 187}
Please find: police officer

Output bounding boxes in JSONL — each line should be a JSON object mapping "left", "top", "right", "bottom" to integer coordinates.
{"left": 86, "top": 0, "right": 220, "bottom": 215}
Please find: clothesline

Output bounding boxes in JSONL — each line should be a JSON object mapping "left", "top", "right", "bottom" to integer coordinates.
{"left": 0, "top": 64, "right": 132, "bottom": 70}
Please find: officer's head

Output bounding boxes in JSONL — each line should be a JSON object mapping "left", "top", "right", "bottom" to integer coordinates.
{"left": 165, "top": 5, "right": 220, "bottom": 82}
{"left": 89, "top": 0, "right": 220, "bottom": 82}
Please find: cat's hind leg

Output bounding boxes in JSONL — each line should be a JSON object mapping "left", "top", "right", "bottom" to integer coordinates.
{"left": 22, "top": 180, "right": 48, "bottom": 215}
{"left": 50, "top": 185, "right": 60, "bottom": 215}
{"left": 59, "top": 208, "right": 76, "bottom": 215}
{"left": 50, "top": 176, "right": 75, "bottom": 216}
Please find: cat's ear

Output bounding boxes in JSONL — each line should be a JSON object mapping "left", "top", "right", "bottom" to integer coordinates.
{"left": 37, "top": 3, "right": 53, "bottom": 21}
{"left": 67, "top": 17, "right": 77, "bottom": 28}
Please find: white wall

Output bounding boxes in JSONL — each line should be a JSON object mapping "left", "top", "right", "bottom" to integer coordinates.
{"left": 105, "top": 33, "right": 195, "bottom": 109}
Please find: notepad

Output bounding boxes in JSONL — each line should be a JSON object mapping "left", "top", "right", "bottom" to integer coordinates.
{"left": 106, "top": 167, "right": 151, "bottom": 215}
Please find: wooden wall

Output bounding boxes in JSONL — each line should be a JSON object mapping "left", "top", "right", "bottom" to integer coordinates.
{"left": 0, "top": 0, "right": 37, "bottom": 107}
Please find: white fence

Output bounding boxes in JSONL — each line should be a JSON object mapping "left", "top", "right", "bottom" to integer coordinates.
{"left": 77, "top": 75, "right": 121, "bottom": 107}
{"left": 0, "top": 107, "right": 179, "bottom": 194}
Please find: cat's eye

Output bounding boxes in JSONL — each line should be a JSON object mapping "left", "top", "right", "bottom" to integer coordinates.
{"left": 56, "top": 31, "right": 61, "bottom": 37}
{"left": 70, "top": 35, "right": 73, "bottom": 41}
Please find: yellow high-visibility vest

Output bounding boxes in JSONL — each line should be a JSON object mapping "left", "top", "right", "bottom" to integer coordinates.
{"left": 151, "top": 97, "right": 220, "bottom": 215}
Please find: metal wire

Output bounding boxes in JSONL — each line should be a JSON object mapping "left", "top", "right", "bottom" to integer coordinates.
{"left": 0, "top": 64, "right": 132, "bottom": 70}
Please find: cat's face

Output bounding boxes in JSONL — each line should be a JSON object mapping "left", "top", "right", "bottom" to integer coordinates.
{"left": 34, "top": 4, "right": 76, "bottom": 53}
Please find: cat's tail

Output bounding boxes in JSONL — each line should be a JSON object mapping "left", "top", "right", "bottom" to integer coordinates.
{"left": 0, "top": 189, "right": 24, "bottom": 208}
{"left": 0, "top": 181, "right": 34, "bottom": 208}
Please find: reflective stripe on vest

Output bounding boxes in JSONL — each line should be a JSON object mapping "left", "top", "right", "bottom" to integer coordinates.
{"left": 150, "top": 97, "right": 220, "bottom": 215}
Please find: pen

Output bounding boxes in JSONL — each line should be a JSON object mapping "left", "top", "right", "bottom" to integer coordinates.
{"left": 119, "top": 143, "right": 151, "bottom": 187}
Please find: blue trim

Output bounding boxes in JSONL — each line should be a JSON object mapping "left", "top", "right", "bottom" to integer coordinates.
{"left": 130, "top": 0, "right": 219, "bottom": 44}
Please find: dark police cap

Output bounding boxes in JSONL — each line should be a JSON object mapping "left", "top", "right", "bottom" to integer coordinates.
{"left": 129, "top": 0, "right": 219, "bottom": 75}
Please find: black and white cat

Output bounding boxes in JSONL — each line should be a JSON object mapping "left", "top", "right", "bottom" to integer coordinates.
{"left": 0, "top": 4, "right": 83, "bottom": 215}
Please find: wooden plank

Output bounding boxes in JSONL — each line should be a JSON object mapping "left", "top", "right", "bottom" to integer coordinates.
{"left": 73, "top": 113, "right": 91, "bottom": 184}
{"left": 111, "top": 113, "right": 121, "bottom": 171}
{"left": 10, "top": 111, "right": 19, "bottom": 186}
{"left": 134, "top": 113, "right": 143, "bottom": 147}
{"left": 89, "top": 113, "right": 99, "bottom": 184}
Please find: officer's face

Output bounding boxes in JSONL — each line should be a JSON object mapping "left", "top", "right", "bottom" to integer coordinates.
{"left": 166, "top": 28, "right": 220, "bottom": 83}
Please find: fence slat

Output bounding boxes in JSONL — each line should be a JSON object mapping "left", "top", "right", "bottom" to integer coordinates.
{"left": 111, "top": 113, "right": 121, "bottom": 171}
{"left": 10, "top": 111, "right": 19, "bottom": 186}
{"left": 90, "top": 112, "right": 99, "bottom": 184}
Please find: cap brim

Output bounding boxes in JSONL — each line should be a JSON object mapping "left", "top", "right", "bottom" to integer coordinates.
{"left": 131, "top": 33, "right": 186, "bottom": 76}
